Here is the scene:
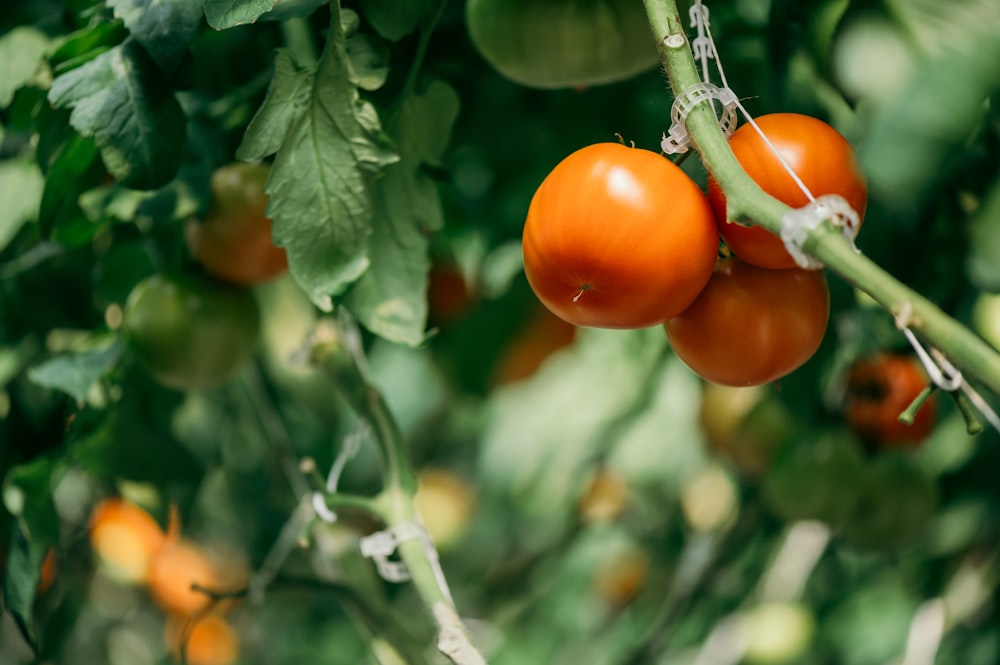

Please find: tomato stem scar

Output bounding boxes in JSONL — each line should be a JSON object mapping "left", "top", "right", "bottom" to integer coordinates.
{"left": 573, "top": 285, "right": 591, "bottom": 302}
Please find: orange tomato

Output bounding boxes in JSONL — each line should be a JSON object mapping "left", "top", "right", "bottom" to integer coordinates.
{"left": 845, "top": 354, "right": 936, "bottom": 447}
{"left": 493, "top": 305, "right": 577, "bottom": 384}
{"left": 665, "top": 257, "right": 830, "bottom": 386}
{"left": 147, "top": 508, "right": 222, "bottom": 617}
{"left": 707, "top": 113, "right": 867, "bottom": 269}
{"left": 164, "top": 614, "right": 239, "bottom": 665}
{"left": 89, "top": 497, "right": 167, "bottom": 585}
{"left": 186, "top": 162, "right": 288, "bottom": 285}
{"left": 523, "top": 143, "right": 719, "bottom": 328}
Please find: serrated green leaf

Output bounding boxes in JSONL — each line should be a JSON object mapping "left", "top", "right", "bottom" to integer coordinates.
{"left": 0, "top": 159, "right": 44, "bottom": 253}
{"left": 235, "top": 50, "right": 312, "bottom": 160}
{"left": 0, "top": 27, "right": 51, "bottom": 108}
{"left": 107, "top": 0, "right": 202, "bottom": 74}
{"left": 48, "top": 39, "right": 186, "bottom": 190}
{"left": 345, "top": 80, "right": 459, "bottom": 345}
{"left": 359, "top": 0, "right": 436, "bottom": 41}
{"left": 238, "top": 4, "right": 398, "bottom": 309}
{"left": 204, "top": 0, "right": 278, "bottom": 30}
{"left": 28, "top": 336, "right": 124, "bottom": 404}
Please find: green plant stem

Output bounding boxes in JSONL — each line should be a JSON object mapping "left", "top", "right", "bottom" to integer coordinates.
{"left": 281, "top": 16, "right": 319, "bottom": 67}
{"left": 402, "top": 0, "right": 448, "bottom": 97}
{"left": 643, "top": 0, "right": 1000, "bottom": 399}
{"left": 310, "top": 313, "right": 487, "bottom": 665}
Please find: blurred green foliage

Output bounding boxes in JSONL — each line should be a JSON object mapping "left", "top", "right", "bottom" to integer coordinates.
{"left": 1, "top": 0, "right": 1000, "bottom": 664}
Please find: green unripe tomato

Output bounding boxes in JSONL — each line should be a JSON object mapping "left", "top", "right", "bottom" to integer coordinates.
{"left": 123, "top": 273, "right": 261, "bottom": 390}
{"left": 466, "top": 0, "right": 660, "bottom": 89}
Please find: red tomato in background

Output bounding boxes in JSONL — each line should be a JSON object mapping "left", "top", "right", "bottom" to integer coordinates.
{"left": 664, "top": 257, "right": 830, "bottom": 386}
{"left": 523, "top": 142, "right": 719, "bottom": 329}
{"left": 707, "top": 113, "right": 867, "bottom": 270}
{"left": 493, "top": 305, "right": 577, "bottom": 385}
{"left": 186, "top": 162, "right": 288, "bottom": 286}
{"left": 845, "top": 353, "right": 936, "bottom": 448}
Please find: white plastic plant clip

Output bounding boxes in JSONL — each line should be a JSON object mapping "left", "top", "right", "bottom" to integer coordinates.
{"left": 661, "top": 82, "right": 739, "bottom": 154}
{"left": 779, "top": 194, "right": 861, "bottom": 270}
{"left": 312, "top": 425, "right": 365, "bottom": 523}
{"left": 359, "top": 521, "right": 428, "bottom": 583}
{"left": 689, "top": 1, "right": 715, "bottom": 81}
{"left": 894, "top": 303, "right": 1000, "bottom": 434}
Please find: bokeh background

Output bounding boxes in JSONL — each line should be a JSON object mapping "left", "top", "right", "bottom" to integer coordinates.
{"left": 3, "top": 0, "right": 1000, "bottom": 663}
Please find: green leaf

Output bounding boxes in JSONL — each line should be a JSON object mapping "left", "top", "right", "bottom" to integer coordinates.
{"left": 107, "top": 0, "right": 203, "bottom": 74}
{"left": 346, "top": 32, "right": 390, "bottom": 92}
{"left": 48, "top": 39, "right": 186, "bottom": 190}
{"left": 204, "top": 0, "right": 278, "bottom": 30}
{"left": 479, "top": 330, "right": 701, "bottom": 519}
{"left": 359, "top": 0, "right": 437, "bottom": 41}
{"left": 0, "top": 158, "right": 45, "bottom": 253}
{"left": 2, "top": 455, "right": 63, "bottom": 650}
{"left": 0, "top": 27, "right": 50, "bottom": 108}
{"left": 345, "top": 80, "right": 459, "bottom": 345}
{"left": 37, "top": 132, "right": 104, "bottom": 240}
{"left": 3, "top": 526, "right": 49, "bottom": 652}
{"left": 238, "top": 5, "right": 398, "bottom": 309}
{"left": 860, "top": 26, "right": 1000, "bottom": 216}
{"left": 258, "top": 0, "right": 326, "bottom": 22}
{"left": 28, "top": 336, "right": 124, "bottom": 404}
{"left": 50, "top": 22, "right": 129, "bottom": 74}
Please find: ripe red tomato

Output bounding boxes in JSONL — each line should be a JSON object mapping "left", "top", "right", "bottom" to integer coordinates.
{"left": 523, "top": 143, "right": 719, "bottom": 329}
{"left": 185, "top": 162, "right": 288, "bottom": 286}
{"left": 707, "top": 113, "right": 868, "bottom": 270}
{"left": 845, "top": 354, "right": 936, "bottom": 447}
{"left": 664, "top": 257, "right": 829, "bottom": 386}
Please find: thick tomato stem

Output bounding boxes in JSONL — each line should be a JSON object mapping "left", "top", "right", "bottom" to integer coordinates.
{"left": 644, "top": 0, "right": 1000, "bottom": 399}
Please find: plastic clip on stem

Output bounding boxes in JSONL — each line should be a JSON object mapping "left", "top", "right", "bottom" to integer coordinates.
{"left": 780, "top": 195, "right": 862, "bottom": 270}
{"left": 895, "top": 303, "right": 1000, "bottom": 434}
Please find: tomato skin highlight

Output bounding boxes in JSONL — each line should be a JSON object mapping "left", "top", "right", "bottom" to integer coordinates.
{"left": 845, "top": 354, "right": 936, "bottom": 447}
{"left": 664, "top": 257, "right": 830, "bottom": 386}
{"left": 185, "top": 162, "right": 288, "bottom": 286}
{"left": 708, "top": 113, "right": 868, "bottom": 269}
{"left": 523, "top": 143, "right": 719, "bottom": 329}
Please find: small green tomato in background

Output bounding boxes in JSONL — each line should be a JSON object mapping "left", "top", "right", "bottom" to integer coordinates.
{"left": 123, "top": 273, "right": 261, "bottom": 391}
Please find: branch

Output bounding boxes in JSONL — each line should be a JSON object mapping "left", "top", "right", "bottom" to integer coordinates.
{"left": 310, "top": 313, "right": 488, "bottom": 665}
{"left": 643, "top": 0, "right": 1000, "bottom": 399}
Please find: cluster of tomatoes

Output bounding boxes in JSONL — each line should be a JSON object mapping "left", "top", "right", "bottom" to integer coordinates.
{"left": 123, "top": 163, "right": 286, "bottom": 391}
{"left": 89, "top": 497, "right": 244, "bottom": 665}
{"left": 523, "top": 113, "right": 867, "bottom": 387}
